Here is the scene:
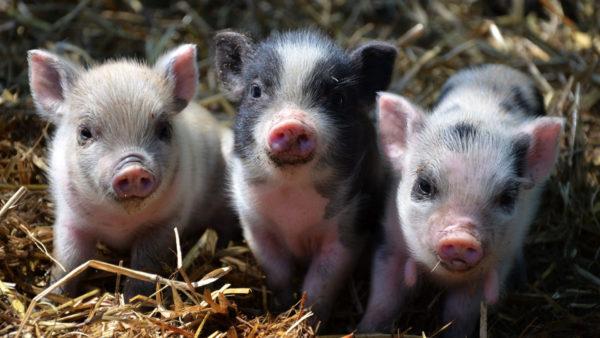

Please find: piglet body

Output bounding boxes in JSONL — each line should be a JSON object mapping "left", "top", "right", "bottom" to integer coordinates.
{"left": 359, "top": 64, "right": 563, "bottom": 336}
{"left": 215, "top": 30, "right": 396, "bottom": 321}
{"left": 28, "top": 45, "right": 235, "bottom": 299}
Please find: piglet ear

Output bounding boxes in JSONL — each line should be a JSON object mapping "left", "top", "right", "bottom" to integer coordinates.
{"left": 154, "top": 44, "right": 198, "bottom": 112}
{"left": 214, "top": 30, "right": 253, "bottom": 102}
{"left": 520, "top": 116, "right": 564, "bottom": 184}
{"left": 350, "top": 41, "right": 397, "bottom": 107}
{"left": 28, "top": 49, "right": 80, "bottom": 123}
{"left": 377, "top": 92, "right": 425, "bottom": 171}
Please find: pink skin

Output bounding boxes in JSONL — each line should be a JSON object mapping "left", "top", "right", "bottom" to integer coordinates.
{"left": 267, "top": 118, "right": 316, "bottom": 161}
{"left": 51, "top": 218, "right": 96, "bottom": 295}
{"left": 359, "top": 247, "right": 413, "bottom": 332}
{"left": 436, "top": 232, "right": 483, "bottom": 272}
{"left": 428, "top": 215, "right": 485, "bottom": 275}
{"left": 112, "top": 165, "right": 157, "bottom": 199}
{"left": 301, "top": 236, "right": 355, "bottom": 323}
{"left": 404, "top": 258, "right": 418, "bottom": 287}
{"left": 242, "top": 178, "right": 351, "bottom": 318}
{"left": 484, "top": 269, "right": 499, "bottom": 304}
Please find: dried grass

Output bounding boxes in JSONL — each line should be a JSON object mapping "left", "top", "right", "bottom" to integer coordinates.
{"left": 1, "top": 0, "right": 599, "bottom": 336}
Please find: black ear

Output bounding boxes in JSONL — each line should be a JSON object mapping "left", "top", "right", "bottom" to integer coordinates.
{"left": 214, "top": 30, "right": 253, "bottom": 101}
{"left": 350, "top": 42, "right": 397, "bottom": 106}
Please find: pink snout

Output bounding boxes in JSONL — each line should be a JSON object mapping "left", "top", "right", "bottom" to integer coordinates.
{"left": 267, "top": 119, "right": 316, "bottom": 164}
{"left": 436, "top": 233, "right": 483, "bottom": 271}
{"left": 112, "top": 165, "right": 156, "bottom": 199}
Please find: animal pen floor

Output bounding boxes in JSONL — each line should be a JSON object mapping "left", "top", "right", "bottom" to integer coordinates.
{"left": 1, "top": 1, "right": 599, "bottom": 336}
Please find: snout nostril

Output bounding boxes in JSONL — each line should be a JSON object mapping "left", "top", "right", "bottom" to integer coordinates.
{"left": 117, "top": 178, "right": 130, "bottom": 191}
{"left": 297, "top": 134, "right": 309, "bottom": 145}
{"left": 441, "top": 244, "right": 456, "bottom": 256}
{"left": 140, "top": 177, "right": 151, "bottom": 189}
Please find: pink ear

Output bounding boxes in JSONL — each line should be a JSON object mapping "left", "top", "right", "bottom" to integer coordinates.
{"left": 377, "top": 92, "right": 424, "bottom": 171}
{"left": 522, "top": 117, "right": 564, "bottom": 183}
{"left": 155, "top": 44, "right": 198, "bottom": 107}
{"left": 28, "top": 50, "right": 78, "bottom": 120}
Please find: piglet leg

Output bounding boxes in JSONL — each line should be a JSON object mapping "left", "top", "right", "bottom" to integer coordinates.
{"left": 243, "top": 221, "right": 294, "bottom": 311}
{"left": 51, "top": 214, "right": 96, "bottom": 296}
{"left": 301, "top": 239, "right": 356, "bottom": 324}
{"left": 125, "top": 223, "right": 177, "bottom": 301}
{"left": 358, "top": 246, "right": 412, "bottom": 333}
{"left": 441, "top": 285, "right": 482, "bottom": 338}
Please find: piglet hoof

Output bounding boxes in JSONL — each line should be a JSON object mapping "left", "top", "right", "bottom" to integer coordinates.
{"left": 270, "top": 289, "right": 295, "bottom": 313}
{"left": 123, "top": 278, "right": 157, "bottom": 305}
{"left": 50, "top": 266, "right": 79, "bottom": 297}
{"left": 306, "top": 302, "right": 332, "bottom": 328}
{"left": 357, "top": 318, "right": 392, "bottom": 334}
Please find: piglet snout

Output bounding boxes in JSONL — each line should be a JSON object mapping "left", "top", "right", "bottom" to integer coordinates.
{"left": 267, "top": 119, "right": 316, "bottom": 165}
{"left": 437, "top": 233, "right": 483, "bottom": 271}
{"left": 113, "top": 156, "right": 156, "bottom": 199}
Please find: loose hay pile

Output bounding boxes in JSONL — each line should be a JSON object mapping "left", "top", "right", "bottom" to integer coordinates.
{"left": 1, "top": 0, "right": 599, "bottom": 336}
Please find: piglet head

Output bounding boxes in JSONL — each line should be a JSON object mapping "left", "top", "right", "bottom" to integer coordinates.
{"left": 377, "top": 93, "right": 563, "bottom": 286}
{"left": 215, "top": 30, "right": 396, "bottom": 175}
{"left": 28, "top": 45, "right": 199, "bottom": 212}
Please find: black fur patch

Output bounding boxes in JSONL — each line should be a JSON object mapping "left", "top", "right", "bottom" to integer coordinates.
{"left": 452, "top": 122, "right": 477, "bottom": 140}
{"left": 532, "top": 87, "right": 546, "bottom": 116}
{"left": 232, "top": 43, "right": 281, "bottom": 161}
{"left": 433, "top": 83, "right": 455, "bottom": 108}
{"left": 350, "top": 41, "right": 397, "bottom": 107}
{"left": 501, "top": 86, "right": 544, "bottom": 116}
{"left": 214, "top": 31, "right": 254, "bottom": 98}
{"left": 510, "top": 135, "right": 530, "bottom": 178}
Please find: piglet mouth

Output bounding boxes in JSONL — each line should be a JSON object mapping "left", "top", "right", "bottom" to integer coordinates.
{"left": 438, "top": 258, "right": 474, "bottom": 272}
{"left": 267, "top": 150, "right": 316, "bottom": 167}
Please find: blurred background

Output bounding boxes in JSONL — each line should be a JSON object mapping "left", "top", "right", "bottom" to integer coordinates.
{"left": 1, "top": 0, "right": 599, "bottom": 336}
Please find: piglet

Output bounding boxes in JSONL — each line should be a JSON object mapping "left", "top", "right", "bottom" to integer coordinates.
{"left": 28, "top": 45, "right": 235, "bottom": 300}
{"left": 214, "top": 29, "right": 396, "bottom": 321}
{"left": 359, "top": 64, "right": 563, "bottom": 336}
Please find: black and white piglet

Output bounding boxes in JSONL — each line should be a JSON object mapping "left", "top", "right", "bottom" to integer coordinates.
{"left": 28, "top": 45, "right": 235, "bottom": 300}
{"left": 214, "top": 30, "right": 396, "bottom": 320}
{"left": 359, "top": 64, "right": 563, "bottom": 336}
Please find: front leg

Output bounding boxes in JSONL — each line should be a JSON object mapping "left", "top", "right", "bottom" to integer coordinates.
{"left": 243, "top": 219, "right": 295, "bottom": 311}
{"left": 51, "top": 214, "right": 97, "bottom": 296}
{"left": 301, "top": 238, "right": 356, "bottom": 323}
{"left": 125, "top": 224, "right": 177, "bottom": 302}
{"left": 358, "top": 246, "right": 414, "bottom": 333}
{"left": 441, "top": 285, "right": 482, "bottom": 338}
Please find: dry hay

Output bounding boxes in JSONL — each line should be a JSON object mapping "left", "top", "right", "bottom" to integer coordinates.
{"left": 1, "top": 0, "right": 599, "bottom": 337}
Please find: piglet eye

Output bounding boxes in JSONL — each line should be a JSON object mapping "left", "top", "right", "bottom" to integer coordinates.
{"left": 250, "top": 84, "right": 262, "bottom": 98}
{"left": 418, "top": 178, "right": 432, "bottom": 195}
{"left": 333, "top": 92, "right": 345, "bottom": 106}
{"left": 157, "top": 120, "right": 172, "bottom": 141}
{"left": 497, "top": 186, "right": 518, "bottom": 212}
{"left": 412, "top": 175, "right": 436, "bottom": 201}
{"left": 78, "top": 126, "right": 93, "bottom": 145}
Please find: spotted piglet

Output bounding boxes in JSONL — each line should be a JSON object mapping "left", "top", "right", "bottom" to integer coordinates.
{"left": 359, "top": 64, "right": 563, "bottom": 336}
{"left": 214, "top": 30, "right": 396, "bottom": 321}
{"left": 28, "top": 45, "right": 235, "bottom": 300}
